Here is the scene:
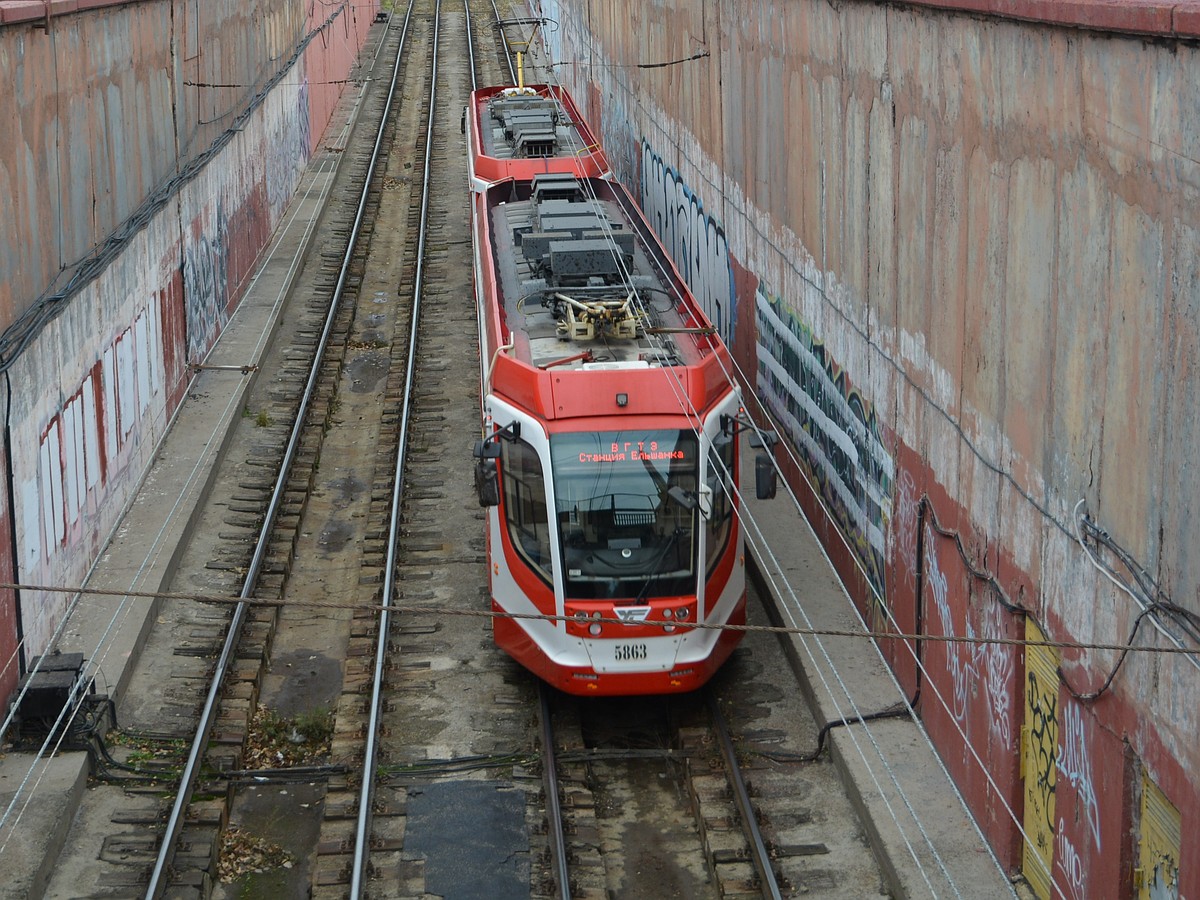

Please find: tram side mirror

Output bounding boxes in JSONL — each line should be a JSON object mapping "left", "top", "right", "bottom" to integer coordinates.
{"left": 472, "top": 439, "right": 502, "bottom": 507}
{"left": 474, "top": 456, "right": 499, "bottom": 507}
{"left": 721, "top": 413, "right": 778, "bottom": 451}
{"left": 748, "top": 429, "right": 778, "bottom": 450}
{"left": 755, "top": 454, "right": 777, "bottom": 500}
{"left": 473, "top": 439, "right": 502, "bottom": 460}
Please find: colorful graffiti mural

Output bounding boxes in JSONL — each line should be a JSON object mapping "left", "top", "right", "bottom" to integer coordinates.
{"left": 755, "top": 287, "right": 893, "bottom": 594}
{"left": 640, "top": 141, "right": 736, "bottom": 343}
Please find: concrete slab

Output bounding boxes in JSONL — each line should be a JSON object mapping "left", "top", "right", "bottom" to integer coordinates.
{"left": 0, "top": 755, "right": 88, "bottom": 900}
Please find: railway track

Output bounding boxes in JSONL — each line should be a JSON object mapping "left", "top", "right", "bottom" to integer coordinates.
{"left": 532, "top": 582, "right": 889, "bottom": 899}
{"left": 36, "top": 1, "right": 432, "bottom": 895}
{"left": 24, "top": 3, "right": 898, "bottom": 899}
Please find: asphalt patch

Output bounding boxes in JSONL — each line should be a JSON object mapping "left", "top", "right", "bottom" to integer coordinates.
{"left": 404, "top": 781, "right": 529, "bottom": 899}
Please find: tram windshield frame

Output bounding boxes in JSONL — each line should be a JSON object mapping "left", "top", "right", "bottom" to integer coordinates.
{"left": 550, "top": 429, "right": 699, "bottom": 600}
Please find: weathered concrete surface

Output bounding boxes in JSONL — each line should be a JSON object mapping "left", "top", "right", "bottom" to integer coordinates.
{"left": 0, "top": 0, "right": 378, "bottom": 700}
{"left": 532, "top": 0, "right": 1200, "bottom": 896}
{"left": 0, "top": 33, "right": 375, "bottom": 891}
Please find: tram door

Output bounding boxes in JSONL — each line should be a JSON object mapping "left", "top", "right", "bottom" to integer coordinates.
{"left": 1136, "top": 771, "right": 1181, "bottom": 899}
{"left": 1021, "top": 617, "right": 1060, "bottom": 899}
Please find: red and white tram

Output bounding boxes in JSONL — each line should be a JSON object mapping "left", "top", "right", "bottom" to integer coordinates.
{"left": 467, "top": 83, "right": 774, "bottom": 695}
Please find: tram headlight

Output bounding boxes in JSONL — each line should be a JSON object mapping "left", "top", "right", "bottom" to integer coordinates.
{"left": 677, "top": 607, "right": 690, "bottom": 621}
{"left": 663, "top": 608, "right": 674, "bottom": 620}
{"left": 663, "top": 624, "right": 676, "bottom": 633}
{"left": 588, "top": 622, "right": 603, "bottom": 636}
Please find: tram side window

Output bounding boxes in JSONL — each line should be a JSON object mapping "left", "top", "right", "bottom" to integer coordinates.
{"left": 706, "top": 437, "right": 736, "bottom": 574}
{"left": 502, "top": 438, "right": 552, "bottom": 582}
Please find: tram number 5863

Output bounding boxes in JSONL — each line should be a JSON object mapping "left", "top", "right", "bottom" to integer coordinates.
{"left": 614, "top": 643, "right": 648, "bottom": 662}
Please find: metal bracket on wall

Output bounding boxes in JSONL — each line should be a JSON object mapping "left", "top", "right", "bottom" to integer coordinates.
{"left": 190, "top": 364, "right": 259, "bottom": 374}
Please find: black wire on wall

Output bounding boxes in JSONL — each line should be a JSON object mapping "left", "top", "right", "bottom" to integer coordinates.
{"left": 0, "top": 1, "right": 355, "bottom": 374}
{"left": 916, "top": 494, "right": 1200, "bottom": 705}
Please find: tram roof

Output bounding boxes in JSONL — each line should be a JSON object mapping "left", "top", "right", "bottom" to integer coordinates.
{"left": 468, "top": 84, "right": 611, "bottom": 189}
{"left": 475, "top": 171, "right": 734, "bottom": 423}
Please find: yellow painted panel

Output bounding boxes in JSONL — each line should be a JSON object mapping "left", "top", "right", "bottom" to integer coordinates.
{"left": 1137, "top": 772, "right": 1181, "bottom": 900}
{"left": 1022, "top": 618, "right": 1060, "bottom": 899}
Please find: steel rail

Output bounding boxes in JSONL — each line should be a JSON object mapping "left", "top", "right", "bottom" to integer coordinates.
{"left": 706, "top": 689, "right": 784, "bottom": 900}
{"left": 489, "top": 0, "right": 517, "bottom": 84}
{"left": 468, "top": 8, "right": 567, "bottom": 894}
{"left": 143, "top": 4, "right": 415, "bottom": 896}
{"left": 349, "top": 0, "right": 442, "bottom": 893}
{"left": 538, "top": 684, "right": 573, "bottom": 900}
{"left": 466, "top": 0, "right": 477, "bottom": 91}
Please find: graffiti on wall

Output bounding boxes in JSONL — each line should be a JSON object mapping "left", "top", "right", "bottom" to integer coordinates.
{"left": 979, "top": 601, "right": 1015, "bottom": 747}
{"left": 925, "top": 524, "right": 1017, "bottom": 748}
{"left": 266, "top": 79, "right": 312, "bottom": 213}
{"left": 1056, "top": 824, "right": 1088, "bottom": 900}
{"left": 893, "top": 468, "right": 920, "bottom": 589}
{"left": 1139, "top": 772, "right": 1182, "bottom": 900}
{"left": 926, "top": 526, "right": 974, "bottom": 720}
{"left": 1027, "top": 667, "right": 1058, "bottom": 859}
{"left": 23, "top": 300, "right": 163, "bottom": 569}
{"left": 1146, "top": 857, "right": 1179, "bottom": 900}
{"left": 641, "top": 141, "right": 736, "bottom": 344}
{"left": 0, "top": 477, "right": 14, "bottom": 700}
{"left": 183, "top": 200, "right": 231, "bottom": 363}
{"left": 756, "top": 288, "right": 892, "bottom": 594}
{"left": 1058, "top": 701, "right": 1102, "bottom": 850}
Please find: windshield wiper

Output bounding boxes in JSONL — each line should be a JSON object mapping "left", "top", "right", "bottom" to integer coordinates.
{"left": 631, "top": 526, "right": 685, "bottom": 605}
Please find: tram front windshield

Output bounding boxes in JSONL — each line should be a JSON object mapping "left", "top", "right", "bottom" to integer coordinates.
{"left": 551, "top": 430, "right": 699, "bottom": 600}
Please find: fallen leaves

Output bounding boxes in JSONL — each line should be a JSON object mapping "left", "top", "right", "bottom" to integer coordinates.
{"left": 217, "top": 827, "right": 294, "bottom": 881}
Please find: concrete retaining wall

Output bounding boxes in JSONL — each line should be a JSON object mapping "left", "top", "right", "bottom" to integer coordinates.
{"left": 0, "top": 0, "right": 378, "bottom": 700}
{"left": 531, "top": 0, "right": 1199, "bottom": 895}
